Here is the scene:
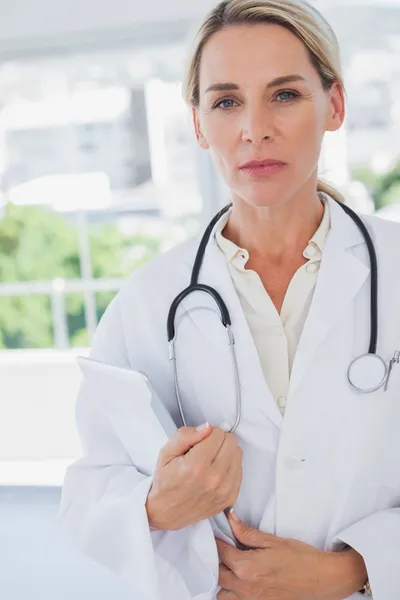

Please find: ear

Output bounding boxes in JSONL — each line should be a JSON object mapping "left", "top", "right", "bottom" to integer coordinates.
{"left": 325, "top": 82, "right": 345, "bottom": 132}
{"left": 192, "top": 107, "right": 209, "bottom": 150}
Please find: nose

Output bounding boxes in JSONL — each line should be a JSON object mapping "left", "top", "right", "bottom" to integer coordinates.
{"left": 241, "top": 104, "right": 273, "bottom": 144}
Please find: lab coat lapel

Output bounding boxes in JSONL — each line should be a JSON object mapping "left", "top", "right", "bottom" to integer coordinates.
{"left": 288, "top": 197, "right": 370, "bottom": 398}
{"left": 181, "top": 226, "right": 283, "bottom": 431}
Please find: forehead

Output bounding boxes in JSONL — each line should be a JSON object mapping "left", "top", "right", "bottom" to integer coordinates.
{"left": 199, "top": 23, "right": 318, "bottom": 90}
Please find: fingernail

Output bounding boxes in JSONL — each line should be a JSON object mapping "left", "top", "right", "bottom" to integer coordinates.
{"left": 229, "top": 508, "right": 240, "bottom": 522}
{"left": 220, "top": 421, "right": 231, "bottom": 432}
{"left": 195, "top": 421, "right": 210, "bottom": 432}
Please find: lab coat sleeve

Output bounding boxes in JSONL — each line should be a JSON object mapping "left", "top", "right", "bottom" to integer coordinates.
{"left": 57, "top": 295, "right": 218, "bottom": 600}
{"left": 330, "top": 507, "right": 400, "bottom": 598}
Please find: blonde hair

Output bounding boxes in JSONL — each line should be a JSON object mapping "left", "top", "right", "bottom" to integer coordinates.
{"left": 183, "top": 0, "right": 345, "bottom": 203}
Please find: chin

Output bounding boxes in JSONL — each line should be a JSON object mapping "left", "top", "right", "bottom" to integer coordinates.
{"left": 235, "top": 184, "right": 290, "bottom": 209}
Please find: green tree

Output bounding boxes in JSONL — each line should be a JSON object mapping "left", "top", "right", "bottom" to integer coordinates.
{"left": 352, "top": 161, "right": 400, "bottom": 210}
{"left": 352, "top": 167, "right": 381, "bottom": 195}
{"left": 379, "top": 182, "right": 400, "bottom": 209}
{"left": 376, "top": 162, "right": 400, "bottom": 208}
{"left": 0, "top": 204, "right": 161, "bottom": 349}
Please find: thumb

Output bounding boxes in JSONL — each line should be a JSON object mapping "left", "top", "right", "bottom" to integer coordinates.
{"left": 227, "top": 509, "right": 272, "bottom": 549}
{"left": 160, "top": 422, "right": 212, "bottom": 464}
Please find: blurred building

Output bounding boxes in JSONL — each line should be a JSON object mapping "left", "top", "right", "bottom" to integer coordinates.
{"left": 1, "top": 86, "right": 152, "bottom": 192}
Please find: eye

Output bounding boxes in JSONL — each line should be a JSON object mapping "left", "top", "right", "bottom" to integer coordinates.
{"left": 213, "top": 98, "right": 239, "bottom": 110}
{"left": 275, "top": 90, "right": 300, "bottom": 103}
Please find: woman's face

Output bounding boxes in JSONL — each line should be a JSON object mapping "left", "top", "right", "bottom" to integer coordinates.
{"left": 193, "top": 23, "right": 345, "bottom": 207}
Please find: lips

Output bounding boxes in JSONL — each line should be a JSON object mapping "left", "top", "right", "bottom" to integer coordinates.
{"left": 238, "top": 159, "right": 287, "bottom": 178}
{"left": 239, "top": 159, "right": 287, "bottom": 169}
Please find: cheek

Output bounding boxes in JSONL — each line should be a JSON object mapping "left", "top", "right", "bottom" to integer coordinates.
{"left": 204, "top": 117, "right": 238, "bottom": 172}
{"left": 285, "top": 109, "right": 325, "bottom": 166}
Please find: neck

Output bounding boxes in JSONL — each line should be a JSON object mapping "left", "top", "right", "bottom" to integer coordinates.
{"left": 223, "top": 186, "right": 325, "bottom": 265}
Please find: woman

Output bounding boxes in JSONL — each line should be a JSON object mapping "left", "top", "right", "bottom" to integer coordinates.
{"left": 58, "top": 1, "right": 400, "bottom": 599}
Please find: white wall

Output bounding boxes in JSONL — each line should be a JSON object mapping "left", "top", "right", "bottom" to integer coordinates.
{"left": 0, "top": 349, "right": 88, "bottom": 484}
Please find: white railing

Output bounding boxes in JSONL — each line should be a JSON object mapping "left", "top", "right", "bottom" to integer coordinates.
{"left": 0, "top": 277, "right": 125, "bottom": 348}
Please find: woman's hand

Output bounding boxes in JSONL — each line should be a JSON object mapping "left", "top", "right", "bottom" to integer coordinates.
{"left": 216, "top": 510, "right": 368, "bottom": 600}
{"left": 146, "top": 423, "right": 243, "bottom": 530}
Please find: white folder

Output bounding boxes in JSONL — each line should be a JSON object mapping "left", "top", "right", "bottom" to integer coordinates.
{"left": 76, "top": 355, "right": 235, "bottom": 543}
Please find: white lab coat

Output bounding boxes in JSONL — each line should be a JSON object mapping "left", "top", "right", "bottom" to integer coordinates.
{"left": 58, "top": 196, "right": 400, "bottom": 600}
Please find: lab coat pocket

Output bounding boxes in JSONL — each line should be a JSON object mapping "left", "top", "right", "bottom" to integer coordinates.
{"left": 334, "top": 378, "right": 400, "bottom": 489}
{"left": 325, "top": 480, "right": 400, "bottom": 552}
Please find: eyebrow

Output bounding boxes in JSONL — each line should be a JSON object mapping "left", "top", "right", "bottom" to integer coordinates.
{"left": 205, "top": 75, "right": 306, "bottom": 94}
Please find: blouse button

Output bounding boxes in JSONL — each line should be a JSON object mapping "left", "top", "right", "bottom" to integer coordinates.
{"left": 306, "top": 262, "right": 320, "bottom": 274}
{"left": 277, "top": 396, "right": 287, "bottom": 409}
{"left": 304, "top": 245, "right": 317, "bottom": 258}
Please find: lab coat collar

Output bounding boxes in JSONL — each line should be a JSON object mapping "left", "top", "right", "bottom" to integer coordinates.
{"left": 288, "top": 195, "right": 370, "bottom": 397}
{"left": 324, "top": 193, "right": 366, "bottom": 249}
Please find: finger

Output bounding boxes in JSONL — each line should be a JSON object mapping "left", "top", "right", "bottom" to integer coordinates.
{"left": 222, "top": 457, "right": 243, "bottom": 504}
{"left": 217, "top": 590, "right": 238, "bottom": 599}
{"left": 211, "top": 452, "right": 243, "bottom": 496}
{"left": 211, "top": 436, "right": 242, "bottom": 501}
{"left": 218, "top": 562, "right": 239, "bottom": 590}
{"left": 188, "top": 426, "right": 226, "bottom": 464}
{"left": 212, "top": 432, "right": 242, "bottom": 468}
{"left": 216, "top": 539, "right": 247, "bottom": 574}
{"left": 227, "top": 510, "right": 274, "bottom": 549}
{"left": 216, "top": 538, "right": 235, "bottom": 556}
{"left": 158, "top": 423, "right": 212, "bottom": 464}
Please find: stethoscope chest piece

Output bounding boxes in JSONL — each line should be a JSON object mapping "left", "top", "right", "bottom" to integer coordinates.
{"left": 347, "top": 353, "right": 388, "bottom": 393}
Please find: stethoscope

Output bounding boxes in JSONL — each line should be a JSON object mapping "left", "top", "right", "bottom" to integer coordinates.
{"left": 167, "top": 199, "right": 397, "bottom": 435}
